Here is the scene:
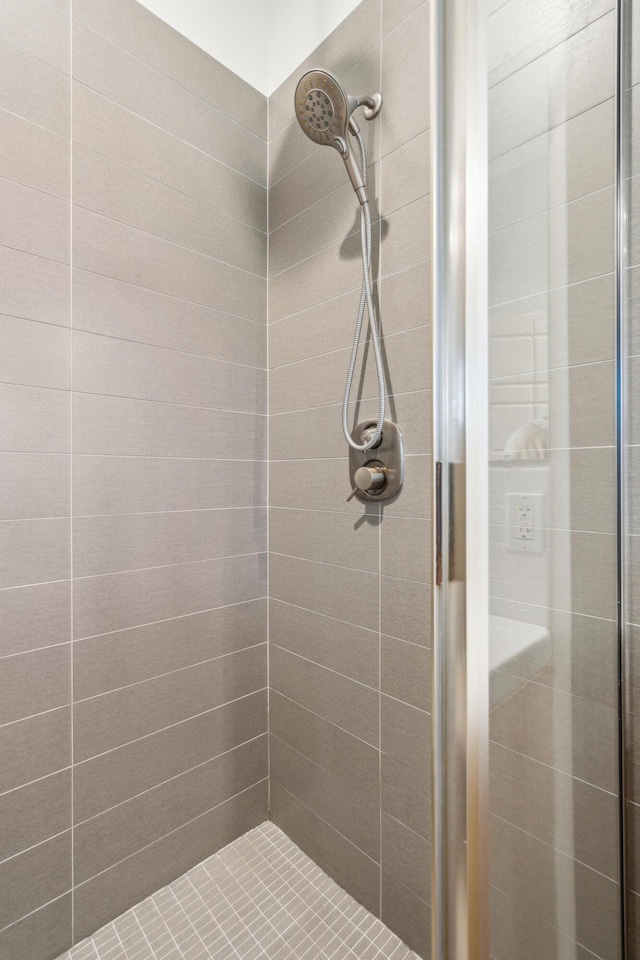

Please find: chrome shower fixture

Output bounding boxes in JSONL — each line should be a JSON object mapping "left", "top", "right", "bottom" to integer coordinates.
{"left": 294, "top": 69, "right": 382, "bottom": 205}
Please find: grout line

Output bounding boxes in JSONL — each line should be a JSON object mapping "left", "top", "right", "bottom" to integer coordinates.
{"left": 69, "top": 1, "right": 75, "bottom": 940}
{"left": 266, "top": 89, "right": 271, "bottom": 824}
{"left": 269, "top": 322, "right": 430, "bottom": 373}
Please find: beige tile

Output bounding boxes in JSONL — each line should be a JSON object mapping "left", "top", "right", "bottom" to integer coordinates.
{"left": 0, "top": 38, "right": 69, "bottom": 136}
{"left": 269, "top": 457, "right": 375, "bottom": 516}
{"left": 381, "top": 516, "right": 431, "bottom": 582}
{"left": 490, "top": 814, "right": 621, "bottom": 960}
{"left": 73, "top": 644, "right": 266, "bottom": 761}
{"left": 381, "top": 195, "right": 431, "bottom": 280}
{"left": 381, "top": 635, "right": 430, "bottom": 711}
{"left": 490, "top": 741, "right": 619, "bottom": 879}
{"left": 489, "top": 12, "right": 616, "bottom": 160}
{"left": 0, "top": 707, "right": 70, "bottom": 794}
{"left": 0, "top": 108, "right": 69, "bottom": 199}
{"left": 270, "top": 736, "right": 380, "bottom": 860}
{"left": 74, "top": 690, "right": 267, "bottom": 823}
{"left": 269, "top": 691, "right": 379, "bottom": 800}
{"left": 74, "top": 737, "right": 267, "bottom": 882}
{"left": 72, "top": 0, "right": 266, "bottom": 138}
{"left": 380, "top": 455, "right": 432, "bottom": 519}
{"left": 0, "top": 0, "right": 69, "bottom": 73}
{"left": 73, "top": 507, "right": 266, "bottom": 578}
{"left": 0, "top": 384, "right": 69, "bottom": 454}
{"left": 381, "top": 575, "right": 431, "bottom": 646}
{"left": 0, "top": 246, "right": 70, "bottom": 327}
{"left": 73, "top": 456, "right": 266, "bottom": 517}
{"left": 270, "top": 645, "right": 378, "bottom": 746}
{"left": 0, "top": 517, "right": 70, "bottom": 589}
{"left": 73, "top": 552, "right": 267, "bottom": 638}
{"left": 270, "top": 599, "right": 378, "bottom": 687}
{"left": 490, "top": 885, "right": 601, "bottom": 960}
{"left": 489, "top": 0, "right": 613, "bottom": 87}
{"left": 0, "top": 177, "right": 69, "bottom": 265}
{"left": 381, "top": 695, "right": 430, "bottom": 772}
{"left": 381, "top": 3, "right": 430, "bottom": 157}
{"left": 73, "top": 84, "right": 266, "bottom": 230}
{"left": 270, "top": 781, "right": 380, "bottom": 916}
{"left": 0, "top": 316, "right": 70, "bottom": 390}
{"left": 72, "top": 20, "right": 265, "bottom": 185}
{"left": 382, "top": 0, "right": 426, "bottom": 38}
{"left": 73, "top": 146, "right": 266, "bottom": 277}
{"left": 381, "top": 874, "right": 430, "bottom": 959}
{"left": 268, "top": 288, "right": 363, "bottom": 369}
{"left": 72, "top": 207, "right": 266, "bottom": 324}
{"left": 74, "top": 599, "right": 266, "bottom": 699}
{"left": 270, "top": 553, "right": 378, "bottom": 630}
{"left": 73, "top": 781, "right": 267, "bottom": 941}
{"left": 0, "top": 580, "right": 70, "bottom": 658}
{"left": 0, "top": 831, "right": 71, "bottom": 930}
{"left": 490, "top": 677, "right": 618, "bottom": 790}
{"left": 0, "top": 453, "right": 69, "bottom": 521}
{"left": 270, "top": 506, "right": 379, "bottom": 573}
{"left": 72, "top": 393, "right": 265, "bottom": 460}
{"left": 0, "top": 644, "right": 70, "bottom": 725}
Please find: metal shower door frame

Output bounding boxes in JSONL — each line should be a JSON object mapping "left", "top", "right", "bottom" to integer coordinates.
{"left": 430, "top": 0, "right": 489, "bottom": 956}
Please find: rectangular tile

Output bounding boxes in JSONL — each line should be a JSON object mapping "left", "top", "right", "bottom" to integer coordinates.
{"left": 72, "top": 393, "right": 265, "bottom": 460}
{"left": 270, "top": 507, "right": 379, "bottom": 573}
{"left": 270, "top": 645, "right": 378, "bottom": 746}
{"left": 268, "top": 289, "right": 362, "bottom": 370}
{"left": 0, "top": 316, "right": 70, "bottom": 390}
{"left": 72, "top": 207, "right": 266, "bottom": 324}
{"left": 0, "top": 246, "right": 70, "bottom": 327}
{"left": 72, "top": 0, "right": 266, "bottom": 138}
{"left": 0, "top": 769, "right": 71, "bottom": 863}
{"left": 0, "top": 580, "right": 70, "bottom": 658}
{"left": 381, "top": 812, "right": 430, "bottom": 905}
{"left": 0, "top": 177, "right": 69, "bottom": 264}
{"left": 0, "top": 383, "right": 70, "bottom": 454}
{"left": 381, "top": 695, "right": 430, "bottom": 774}
{"left": 381, "top": 635, "right": 430, "bottom": 711}
{"left": 0, "top": 644, "right": 70, "bottom": 725}
{"left": 73, "top": 145, "right": 266, "bottom": 277}
{"left": 0, "top": 517, "right": 70, "bottom": 588}
{"left": 269, "top": 457, "right": 373, "bottom": 515}
{"left": 0, "top": 0, "right": 69, "bottom": 73}
{"left": 269, "top": 599, "right": 378, "bottom": 688}
{"left": 269, "top": 692, "right": 379, "bottom": 800}
{"left": 0, "top": 38, "right": 69, "bottom": 136}
{"left": 73, "top": 456, "right": 266, "bottom": 517}
{"left": 73, "top": 269, "right": 266, "bottom": 367}
{"left": 0, "top": 453, "right": 69, "bottom": 521}
{"left": 73, "top": 644, "right": 266, "bottom": 760}
{"left": 0, "top": 707, "right": 70, "bottom": 794}
{"left": 270, "top": 553, "right": 378, "bottom": 631}
{"left": 381, "top": 516, "right": 431, "bottom": 583}
{"left": 270, "top": 781, "right": 380, "bottom": 917}
{"left": 73, "top": 781, "right": 267, "bottom": 941}
{"left": 74, "top": 737, "right": 267, "bottom": 883}
{"left": 0, "top": 893, "right": 71, "bottom": 960}
{"left": 0, "top": 108, "right": 69, "bottom": 199}
{"left": 381, "top": 195, "right": 432, "bottom": 279}
{"left": 74, "top": 690, "right": 267, "bottom": 823}
{"left": 381, "top": 752, "right": 431, "bottom": 839}
{"left": 381, "top": 2, "right": 430, "bottom": 157}
{"left": 72, "top": 20, "right": 265, "bottom": 184}
{"left": 381, "top": 575, "right": 431, "bottom": 646}
{"left": 270, "top": 736, "right": 380, "bottom": 861}
{"left": 74, "top": 599, "right": 266, "bottom": 699}
{"left": 381, "top": 875, "right": 430, "bottom": 959}
{"left": 0, "top": 831, "right": 71, "bottom": 930}
{"left": 490, "top": 885, "right": 597, "bottom": 960}
{"left": 73, "top": 552, "right": 266, "bottom": 639}
{"left": 73, "top": 84, "right": 266, "bottom": 230}
{"left": 73, "top": 507, "right": 266, "bottom": 577}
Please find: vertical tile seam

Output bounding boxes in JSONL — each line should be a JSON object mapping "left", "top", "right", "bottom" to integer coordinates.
{"left": 266, "top": 86, "right": 271, "bottom": 821}
{"left": 69, "top": 0, "right": 75, "bottom": 944}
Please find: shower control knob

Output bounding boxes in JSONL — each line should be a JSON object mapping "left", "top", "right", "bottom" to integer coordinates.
{"left": 346, "top": 465, "right": 387, "bottom": 501}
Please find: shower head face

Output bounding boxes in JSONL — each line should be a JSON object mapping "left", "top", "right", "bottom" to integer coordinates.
{"left": 294, "top": 69, "right": 349, "bottom": 149}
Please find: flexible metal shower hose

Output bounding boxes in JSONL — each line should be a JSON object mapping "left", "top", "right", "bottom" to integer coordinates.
{"left": 341, "top": 130, "right": 387, "bottom": 451}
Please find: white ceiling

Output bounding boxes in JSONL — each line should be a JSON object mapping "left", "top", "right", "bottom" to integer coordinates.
{"left": 137, "top": 0, "right": 362, "bottom": 95}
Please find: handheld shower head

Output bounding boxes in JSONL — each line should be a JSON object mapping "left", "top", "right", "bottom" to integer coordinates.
{"left": 294, "top": 68, "right": 382, "bottom": 205}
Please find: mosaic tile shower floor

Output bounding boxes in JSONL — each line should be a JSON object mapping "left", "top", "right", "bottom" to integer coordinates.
{"left": 57, "top": 822, "right": 420, "bottom": 960}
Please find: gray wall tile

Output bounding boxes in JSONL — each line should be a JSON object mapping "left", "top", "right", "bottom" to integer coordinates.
{"left": 381, "top": 873, "right": 430, "bottom": 959}
{"left": 0, "top": 894, "right": 71, "bottom": 960}
{"left": 0, "top": 384, "right": 70, "bottom": 454}
{"left": 0, "top": 831, "right": 71, "bottom": 930}
{"left": 0, "top": 247, "right": 69, "bottom": 327}
{"left": 381, "top": 635, "right": 430, "bottom": 711}
{"left": 0, "top": 453, "right": 69, "bottom": 521}
{"left": 0, "top": 178, "right": 69, "bottom": 265}
{"left": 270, "top": 553, "right": 378, "bottom": 630}
{"left": 380, "top": 2, "right": 430, "bottom": 157}
{"left": 73, "top": 644, "right": 267, "bottom": 761}
{"left": 270, "top": 507, "right": 379, "bottom": 573}
{"left": 0, "top": 581, "right": 70, "bottom": 658}
{"left": 0, "top": 0, "right": 69, "bottom": 73}
{"left": 0, "top": 38, "right": 70, "bottom": 136}
{"left": 0, "top": 518, "right": 70, "bottom": 589}
{"left": 0, "top": 645, "right": 70, "bottom": 725}
{"left": 0, "top": 316, "right": 70, "bottom": 390}
{"left": 0, "top": 769, "right": 71, "bottom": 863}
{"left": 0, "top": 707, "right": 71, "bottom": 794}
{"left": 0, "top": 108, "right": 69, "bottom": 199}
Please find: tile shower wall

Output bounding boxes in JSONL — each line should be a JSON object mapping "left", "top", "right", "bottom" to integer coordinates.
{"left": 267, "top": 1, "right": 432, "bottom": 956}
{"left": 487, "top": 1, "right": 620, "bottom": 958}
{"left": 0, "top": 1, "right": 268, "bottom": 957}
